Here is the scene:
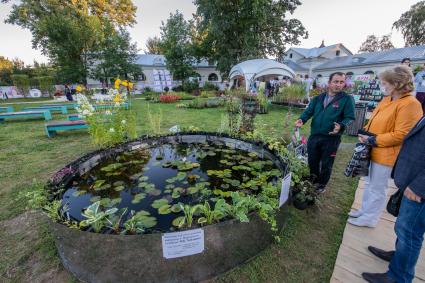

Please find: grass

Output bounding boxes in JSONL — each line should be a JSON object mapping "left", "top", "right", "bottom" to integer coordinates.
{"left": 0, "top": 98, "right": 359, "bottom": 282}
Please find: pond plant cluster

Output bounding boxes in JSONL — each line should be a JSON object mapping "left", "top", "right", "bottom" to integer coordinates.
{"left": 40, "top": 133, "right": 312, "bottom": 238}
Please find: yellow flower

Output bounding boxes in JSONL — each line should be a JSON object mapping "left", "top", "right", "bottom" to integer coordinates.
{"left": 114, "top": 79, "right": 121, "bottom": 89}
{"left": 128, "top": 82, "right": 134, "bottom": 89}
{"left": 113, "top": 93, "right": 121, "bottom": 103}
{"left": 76, "top": 85, "right": 83, "bottom": 92}
{"left": 121, "top": 80, "right": 128, "bottom": 87}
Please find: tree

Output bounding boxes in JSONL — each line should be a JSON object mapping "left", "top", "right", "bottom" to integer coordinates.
{"left": 11, "top": 74, "right": 30, "bottom": 96}
{"left": 91, "top": 22, "right": 142, "bottom": 86}
{"left": 358, "top": 34, "right": 394, "bottom": 53}
{"left": 393, "top": 1, "right": 425, "bottom": 46}
{"left": 193, "top": 0, "right": 308, "bottom": 76}
{"left": 0, "top": 56, "right": 13, "bottom": 85}
{"left": 145, "top": 36, "right": 164, "bottom": 54}
{"left": 5, "top": 0, "right": 137, "bottom": 84}
{"left": 160, "top": 11, "right": 195, "bottom": 82}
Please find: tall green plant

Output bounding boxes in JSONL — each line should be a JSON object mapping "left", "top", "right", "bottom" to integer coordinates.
{"left": 11, "top": 74, "right": 30, "bottom": 96}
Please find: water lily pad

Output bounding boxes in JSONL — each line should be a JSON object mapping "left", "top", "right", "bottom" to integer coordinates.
{"left": 165, "top": 184, "right": 175, "bottom": 190}
{"left": 188, "top": 186, "right": 200, "bottom": 194}
{"left": 130, "top": 172, "right": 144, "bottom": 180}
{"left": 164, "top": 189, "right": 172, "bottom": 193}
{"left": 145, "top": 186, "right": 161, "bottom": 196}
{"left": 171, "top": 203, "right": 182, "bottom": 213}
{"left": 248, "top": 152, "right": 258, "bottom": 158}
{"left": 100, "top": 163, "right": 123, "bottom": 172}
{"left": 99, "top": 197, "right": 111, "bottom": 206}
{"left": 158, "top": 204, "right": 172, "bottom": 215}
{"left": 176, "top": 172, "right": 187, "bottom": 180}
{"left": 162, "top": 161, "right": 173, "bottom": 168}
{"left": 90, "top": 196, "right": 101, "bottom": 202}
{"left": 131, "top": 193, "right": 146, "bottom": 204}
{"left": 113, "top": 181, "right": 125, "bottom": 186}
{"left": 213, "top": 189, "right": 231, "bottom": 197}
{"left": 172, "top": 187, "right": 183, "bottom": 198}
{"left": 110, "top": 197, "right": 122, "bottom": 206}
{"left": 152, "top": 198, "right": 169, "bottom": 209}
{"left": 138, "top": 182, "right": 149, "bottom": 188}
{"left": 172, "top": 216, "right": 185, "bottom": 227}
{"left": 93, "top": 179, "right": 106, "bottom": 189}
{"left": 138, "top": 176, "right": 149, "bottom": 182}
{"left": 114, "top": 185, "right": 125, "bottom": 192}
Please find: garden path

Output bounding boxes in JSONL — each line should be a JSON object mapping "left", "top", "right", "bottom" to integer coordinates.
{"left": 330, "top": 178, "right": 425, "bottom": 282}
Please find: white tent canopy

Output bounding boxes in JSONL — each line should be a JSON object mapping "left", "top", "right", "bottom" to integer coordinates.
{"left": 229, "top": 59, "right": 295, "bottom": 90}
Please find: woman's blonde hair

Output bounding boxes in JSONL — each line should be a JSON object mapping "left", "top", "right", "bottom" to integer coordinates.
{"left": 378, "top": 65, "right": 414, "bottom": 93}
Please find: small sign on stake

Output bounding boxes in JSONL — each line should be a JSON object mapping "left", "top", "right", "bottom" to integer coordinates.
{"left": 279, "top": 173, "right": 291, "bottom": 207}
{"left": 162, "top": 228, "right": 204, "bottom": 259}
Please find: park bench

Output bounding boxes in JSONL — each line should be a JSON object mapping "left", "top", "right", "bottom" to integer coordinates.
{"left": 0, "top": 106, "right": 14, "bottom": 113}
{"left": 94, "top": 102, "right": 129, "bottom": 110}
{"left": 0, "top": 110, "right": 52, "bottom": 122}
{"left": 42, "top": 103, "right": 77, "bottom": 110}
{"left": 68, "top": 114, "right": 83, "bottom": 121}
{"left": 45, "top": 119, "right": 88, "bottom": 137}
{"left": 23, "top": 105, "right": 68, "bottom": 114}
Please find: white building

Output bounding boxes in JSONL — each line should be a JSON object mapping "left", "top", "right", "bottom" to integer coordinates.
{"left": 282, "top": 42, "right": 425, "bottom": 80}
{"left": 87, "top": 54, "right": 222, "bottom": 91}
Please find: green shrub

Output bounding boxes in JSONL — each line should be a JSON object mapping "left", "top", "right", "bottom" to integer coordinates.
{"left": 203, "top": 82, "right": 219, "bottom": 91}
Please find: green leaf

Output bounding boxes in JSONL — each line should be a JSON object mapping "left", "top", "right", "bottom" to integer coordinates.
{"left": 158, "top": 204, "right": 172, "bottom": 214}
{"left": 172, "top": 216, "right": 185, "bottom": 227}
{"left": 151, "top": 198, "right": 169, "bottom": 209}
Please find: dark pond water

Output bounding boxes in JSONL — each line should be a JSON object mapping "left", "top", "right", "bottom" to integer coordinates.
{"left": 62, "top": 142, "right": 281, "bottom": 232}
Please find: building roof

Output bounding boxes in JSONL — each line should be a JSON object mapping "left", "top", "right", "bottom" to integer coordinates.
{"left": 282, "top": 60, "right": 308, "bottom": 72}
{"left": 290, "top": 43, "right": 353, "bottom": 58}
{"left": 136, "top": 54, "right": 213, "bottom": 68}
{"left": 315, "top": 45, "right": 425, "bottom": 71}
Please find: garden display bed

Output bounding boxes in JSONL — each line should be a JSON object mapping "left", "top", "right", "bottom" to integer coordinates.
{"left": 271, "top": 101, "right": 307, "bottom": 109}
{"left": 47, "top": 133, "right": 289, "bottom": 283}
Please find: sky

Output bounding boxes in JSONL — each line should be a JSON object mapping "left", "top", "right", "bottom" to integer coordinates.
{"left": 0, "top": 0, "right": 421, "bottom": 65}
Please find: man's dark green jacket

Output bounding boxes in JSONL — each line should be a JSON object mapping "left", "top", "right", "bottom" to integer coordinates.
{"left": 299, "top": 92, "right": 355, "bottom": 137}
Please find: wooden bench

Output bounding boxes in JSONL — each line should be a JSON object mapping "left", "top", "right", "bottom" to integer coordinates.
{"left": 0, "top": 110, "right": 52, "bottom": 122}
{"left": 23, "top": 105, "right": 68, "bottom": 114}
{"left": 45, "top": 120, "right": 88, "bottom": 137}
{"left": 0, "top": 106, "right": 14, "bottom": 113}
{"left": 94, "top": 102, "right": 129, "bottom": 110}
{"left": 68, "top": 114, "right": 83, "bottom": 121}
{"left": 42, "top": 103, "right": 77, "bottom": 110}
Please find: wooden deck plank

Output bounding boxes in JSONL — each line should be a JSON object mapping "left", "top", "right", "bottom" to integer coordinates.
{"left": 331, "top": 178, "right": 425, "bottom": 282}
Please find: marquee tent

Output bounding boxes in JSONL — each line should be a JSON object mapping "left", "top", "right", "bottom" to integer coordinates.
{"left": 229, "top": 59, "right": 295, "bottom": 90}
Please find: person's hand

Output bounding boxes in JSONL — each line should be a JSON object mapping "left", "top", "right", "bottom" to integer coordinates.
{"left": 358, "top": 134, "right": 369, "bottom": 143}
{"left": 295, "top": 119, "right": 303, "bottom": 128}
{"left": 329, "top": 122, "right": 341, "bottom": 135}
{"left": 404, "top": 187, "right": 422, "bottom": 203}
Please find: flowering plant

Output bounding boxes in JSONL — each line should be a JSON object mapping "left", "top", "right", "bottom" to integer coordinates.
{"left": 159, "top": 94, "right": 181, "bottom": 103}
{"left": 76, "top": 79, "right": 137, "bottom": 147}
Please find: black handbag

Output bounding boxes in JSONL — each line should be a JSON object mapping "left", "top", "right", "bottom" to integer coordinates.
{"left": 387, "top": 189, "right": 403, "bottom": 217}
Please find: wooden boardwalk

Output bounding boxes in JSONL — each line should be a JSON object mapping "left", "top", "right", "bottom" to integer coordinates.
{"left": 331, "top": 178, "right": 425, "bottom": 283}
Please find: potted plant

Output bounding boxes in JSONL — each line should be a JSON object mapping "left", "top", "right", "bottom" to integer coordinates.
{"left": 291, "top": 180, "right": 316, "bottom": 210}
{"left": 273, "top": 83, "right": 306, "bottom": 106}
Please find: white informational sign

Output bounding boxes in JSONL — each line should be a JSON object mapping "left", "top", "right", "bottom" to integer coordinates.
{"left": 279, "top": 173, "right": 291, "bottom": 208}
{"left": 162, "top": 228, "right": 204, "bottom": 259}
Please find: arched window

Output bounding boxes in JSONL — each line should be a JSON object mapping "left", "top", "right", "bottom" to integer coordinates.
{"left": 153, "top": 57, "right": 163, "bottom": 66}
{"left": 364, "top": 70, "right": 374, "bottom": 75}
{"left": 336, "top": 50, "right": 341, "bottom": 56}
{"left": 316, "top": 74, "right": 323, "bottom": 78}
{"left": 208, "top": 73, "right": 218, "bottom": 81}
{"left": 140, "top": 72, "right": 146, "bottom": 81}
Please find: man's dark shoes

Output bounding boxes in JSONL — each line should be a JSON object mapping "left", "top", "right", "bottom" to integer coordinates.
{"left": 368, "top": 246, "right": 394, "bottom": 262}
{"left": 314, "top": 184, "right": 326, "bottom": 194}
{"left": 362, "top": 272, "right": 396, "bottom": 283}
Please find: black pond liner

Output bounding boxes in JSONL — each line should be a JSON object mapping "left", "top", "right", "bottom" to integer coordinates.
{"left": 271, "top": 101, "right": 308, "bottom": 109}
{"left": 47, "top": 132, "right": 290, "bottom": 283}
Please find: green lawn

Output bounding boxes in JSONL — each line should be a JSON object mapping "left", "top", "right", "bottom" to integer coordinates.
{"left": 0, "top": 98, "right": 359, "bottom": 282}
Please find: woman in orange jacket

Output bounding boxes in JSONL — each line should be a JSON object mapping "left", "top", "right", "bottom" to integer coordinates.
{"left": 348, "top": 65, "right": 423, "bottom": 227}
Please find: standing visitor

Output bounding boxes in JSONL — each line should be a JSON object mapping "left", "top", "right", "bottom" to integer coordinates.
{"left": 415, "top": 63, "right": 425, "bottom": 113}
{"left": 401, "top": 57, "right": 411, "bottom": 67}
{"left": 362, "top": 115, "right": 425, "bottom": 283}
{"left": 295, "top": 72, "right": 355, "bottom": 193}
{"left": 64, "top": 85, "right": 73, "bottom": 101}
{"left": 349, "top": 65, "right": 423, "bottom": 227}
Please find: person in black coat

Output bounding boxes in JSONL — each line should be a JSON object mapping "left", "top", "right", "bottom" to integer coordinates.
{"left": 362, "top": 115, "right": 425, "bottom": 283}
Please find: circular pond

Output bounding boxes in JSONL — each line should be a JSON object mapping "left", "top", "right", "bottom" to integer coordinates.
{"left": 48, "top": 133, "right": 289, "bottom": 283}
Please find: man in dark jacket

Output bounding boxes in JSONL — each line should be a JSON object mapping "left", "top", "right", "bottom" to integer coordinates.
{"left": 295, "top": 72, "right": 355, "bottom": 193}
{"left": 362, "top": 116, "right": 425, "bottom": 283}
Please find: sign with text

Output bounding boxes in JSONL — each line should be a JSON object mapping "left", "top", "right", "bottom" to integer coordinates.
{"left": 162, "top": 229, "right": 204, "bottom": 259}
{"left": 279, "top": 173, "right": 291, "bottom": 207}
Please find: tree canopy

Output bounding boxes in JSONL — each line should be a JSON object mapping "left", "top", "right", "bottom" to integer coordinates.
{"left": 5, "top": 0, "right": 137, "bottom": 84}
{"left": 145, "top": 36, "right": 164, "bottom": 54}
{"left": 160, "top": 11, "right": 195, "bottom": 82}
{"left": 193, "top": 0, "right": 308, "bottom": 76}
{"left": 393, "top": 1, "right": 425, "bottom": 46}
{"left": 358, "top": 34, "right": 394, "bottom": 53}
